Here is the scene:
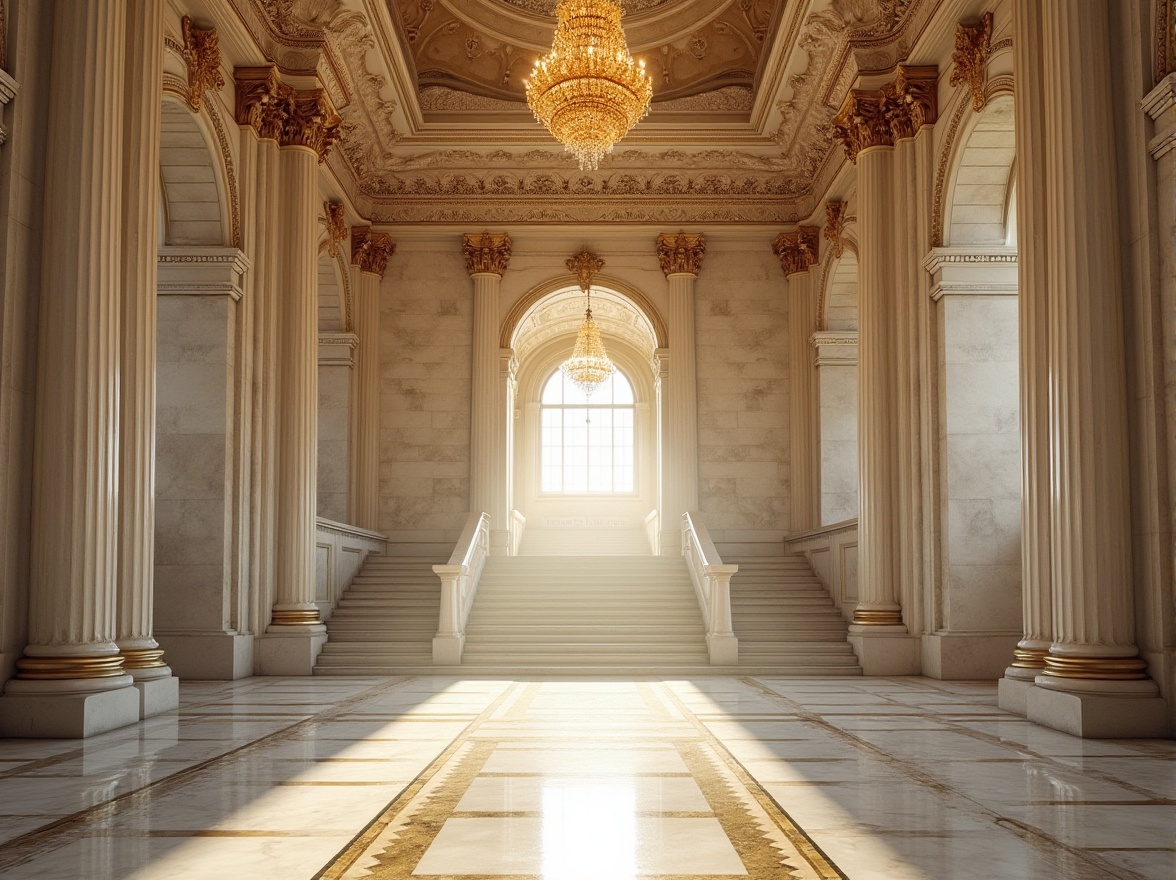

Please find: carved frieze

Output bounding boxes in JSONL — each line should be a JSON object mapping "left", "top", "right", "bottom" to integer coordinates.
{"left": 181, "top": 16, "right": 225, "bottom": 112}
{"left": 656, "top": 232, "right": 706, "bottom": 276}
{"left": 824, "top": 200, "right": 846, "bottom": 259}
{"left": 321, "top": 201, "right": 347, "bottom": 257}
{"left": 462, "top": 232, "right": 513, "bottom": 276}
{"left": 772, "top": 226, "right": 819, "bottom": 276}
{"left": 351, "top": 226, "right": 395, "bottom": 276}
{"left": 950, "top": 13, "right": 992, "bottom": 112}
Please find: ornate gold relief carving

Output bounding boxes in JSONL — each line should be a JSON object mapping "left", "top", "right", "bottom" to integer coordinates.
{"left": 462, "top": 232, "right": 513, "bottom": 276}
{"left": 832, "top": 65, "right": 938, "bottom": 162}
{"left": 234, "top": 67, "right": 341, "bottom": 161}
{"left": 351, "top": 226, "right": 396, "bottom": 277}
{"left": 656, "top": 232, "right": 706, "bottom": 276}
{"left": 824, "top": 200, "right": 847, "bottom": 259}
{"left": 320, "top": 201, "right": 347, "bottom": 257}
{"left": 181, "top": 16, "right": 225, "bottom": 113}
{"left": 950, "top": 13, "right": 992, "bottom": 112}
{"left": 772, "top": 226, "right": 820, "bottom": 276}
{"left": 1159, "top": 0, "right": 1175, "bottom": 83}
{"left": 831, "top": 89, "right": 893, "bottom": 161}
{"left": 566, "top": 249, "right": 605, "bottom": 290}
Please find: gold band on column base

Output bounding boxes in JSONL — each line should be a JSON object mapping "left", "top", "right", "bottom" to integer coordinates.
{"left": 15, "top": 655, "right": 127, "bottom": 680}
{"left": 852, "top": 608, "right": 903, "bottom": 625}
{"left": 120, "top": 648, "right": 168, "bottom": 669}
{"left": 1011, "top": 647, "right": 1049, "bottom": 669}
{"left": 270, "top": 609, "right": 321, "bottom": 626}
{"left": 1041, "top": 654, "right": 1149, "bottom": 680}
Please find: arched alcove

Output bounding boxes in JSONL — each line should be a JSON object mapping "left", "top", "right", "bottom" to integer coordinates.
{"left": 317, "top": 253, "right": 353, "bottom": 523}
{"left": 816, "top": 246, "right": 860, "bottom": 526}
{"left": 158, "top": 96, "right": 229, "bottom": 246}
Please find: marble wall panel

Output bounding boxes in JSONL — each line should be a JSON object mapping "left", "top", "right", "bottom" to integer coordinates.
{"left": 317, "top": 364, "right": 351, "bottom": 523}
{"left": 819, "top": 364, "right": 858, "bottom": 526}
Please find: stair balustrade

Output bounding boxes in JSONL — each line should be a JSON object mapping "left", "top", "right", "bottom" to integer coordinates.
{"left": 644, "top": 509, "right": 660, "bottom": 555}
{"left": 681, "top": 512, "right": 739, "bottom": 665}
{"left": 432, "top": 512, "right": 491, "bottom": 664}
{"left": 509, "top": 509, "right": 526, "bottom": 556}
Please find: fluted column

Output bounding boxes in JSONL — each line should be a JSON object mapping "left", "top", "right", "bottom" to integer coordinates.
{"left": 774, "top": 228, "right": 820, "bottom": 533}
{"left": 0, "top": 0, "right": 140, "bottom": 737}
{"left": 656, "top": 233, "right": 704, "bottom": 552}
{"left": 351, "top": 227, "right": 395, "bottom": 532}
{"left": 999, "top": 0, "right": 1053, "bottom": 711}
{"left": 1025, "top": 0, "right": 1166, "bottom": 737}
{"left": 463, "top": 233, "right": 512, "bottom": 553}
{"left": 115, "top": 0, "right": 177, "bottom": 717}
{"left": 237, "top": 69, "right": 338, "bottom": 673}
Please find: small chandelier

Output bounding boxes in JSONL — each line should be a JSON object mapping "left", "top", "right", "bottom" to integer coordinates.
{"left": 561, "top": 249, "right": 616, "bottom": 396}
{"left": 524, "top": 0, "right": 653, "bottom": 171}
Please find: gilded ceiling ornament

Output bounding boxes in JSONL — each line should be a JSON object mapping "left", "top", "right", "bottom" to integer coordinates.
{"left": 566, "top": 249, "right": 605, "bottom": 289}
{"left": 772, "top": 226, "right": 820, "bottom": 276}
{"left": 462, "top": 232, "right": 513, "bottom": 275}
{"left": 656, "top": 232, "right": 706, "bottom": 276}
{"left": 351, "top": 226, "right": 396, "bottom": 277}
{"left": 320, "top": 201, "right": 347, "bottom": 258}
{"left": 181, "top": 16, "right": 225, "bottom": 113}
{"left": 824, "top": 200, "right": 846, "bottom": 259}
{"left": 949, "top": 13, "right": 992, "bottom": 113}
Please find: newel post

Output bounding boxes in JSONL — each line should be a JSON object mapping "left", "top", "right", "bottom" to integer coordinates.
{"left": 704, "top": 564, "right": 739, "bottom": 665}
{"left": 432, "top": 564, "right": 467, "bottom": 665}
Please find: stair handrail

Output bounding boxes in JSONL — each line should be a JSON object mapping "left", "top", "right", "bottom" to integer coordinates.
{"left": 681, "top": 511, "right": 739, "bottom": 665}
{"left": 432, "top": 511, "right": 490, "bottom": 665}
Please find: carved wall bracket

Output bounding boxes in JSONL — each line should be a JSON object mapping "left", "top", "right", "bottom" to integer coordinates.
{"left": 320, "top": 201, "right": 347, "bottom": 258}
{"left": 950, "top": 13, "right": 992, "bottom": 112}
{"left": 351, "top": 226, "right": 396, "bottom": 277}
{"left": 181, "top": 15, "right": 225, "bottom": 113}
{"left": 462, "top": 232, "right": 513, "bottom": 276}
{"left": 656, "top": 232, "right": 706, "bottom": 276}
{"left": 772, "top": 226, "right": 820, "bottom": 276}
{"left": 824, "top": 200, "right": 846, "bottom": 259}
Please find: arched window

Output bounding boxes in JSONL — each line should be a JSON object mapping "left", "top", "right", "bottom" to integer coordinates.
{"left": 540, "top": 370, "right": 635, "bottom": 493}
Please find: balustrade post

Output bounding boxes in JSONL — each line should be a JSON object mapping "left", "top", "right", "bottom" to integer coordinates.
{"left": 703, "top": 564, "right": 739, "bottom": 665}
{"left": 432, "top": 564, "right": 466, "bottom": 665}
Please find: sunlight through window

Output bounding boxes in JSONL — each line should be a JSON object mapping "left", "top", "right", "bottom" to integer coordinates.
{"left": 540, "top": 369, "right": 635, "bottom": 493}
{"left": 541, "top": 782, "right": 637, "bottom": 880}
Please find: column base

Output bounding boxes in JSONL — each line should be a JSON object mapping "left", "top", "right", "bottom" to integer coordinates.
{"left": 920, "top": 633, "right": 1021, "bottom": 680}
{"left": 0, "top": 685, "right": 141, "bottom": 738}
{"left": 848, "top": 625, "right": 919, "bottom": 675}
{"left": 256, "top": 628, "right": 327, "bottom": 676}
{"left": 1027, "top": 680, "right": 1170, "bottom": 738}
{"left": 997, "top": 674, "right": 1037, "bottom": 716}
{"left": 156, "top": 633, "right": 254, "bottom": 680}
{"left": 133, "top": 675, "right": 180, "bottom": 718}
{"left": 706, "top": 633, "right": 739, "bottom": 666}
{"left": 433, "top": 634, "right": 465, "bottom": 665}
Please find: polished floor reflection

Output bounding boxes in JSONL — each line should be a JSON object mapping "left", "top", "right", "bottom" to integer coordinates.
{"left": 0, "top": 676, "right": 1171, "bottom": 879}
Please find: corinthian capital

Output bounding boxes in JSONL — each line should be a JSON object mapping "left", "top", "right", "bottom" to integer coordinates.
{"left": 462, "top": 232, "right": 512, "bottom": 276}
{"left": 886, "top": 65, "right": 939, "bottom": 140}
{"left": 832, "top": 89, "right": 893, "bottom": 163}
{"left": 234, "top": 66, "right": 290, "bottom": 141}
{"left": 280, "top": 88, "right": 341, "bottom": 161}
{"left": 656, "top": 232, "right": 706, "bottom": 276}
{"left": 772, "top": 227, "right": 820, "bottom": 277}
{"left": 351, "top": 226, "right": 396, "bottom": 277}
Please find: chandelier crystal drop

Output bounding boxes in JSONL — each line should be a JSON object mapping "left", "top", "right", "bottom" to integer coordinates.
{"left": 524, "top": 0, "right": 653, "bottom": 171}
{"left": 560, "top": 249, "right": 616, "bottom": 396}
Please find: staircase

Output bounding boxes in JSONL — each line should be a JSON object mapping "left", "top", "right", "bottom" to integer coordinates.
{"left": 727, "top": 555, "right": 861, "bottom": 675}
{"left": 314, "top": 555, "right": 445, "bottom": 674}
{"left": 519, "top": 526, "right": 651, "bottom": 556}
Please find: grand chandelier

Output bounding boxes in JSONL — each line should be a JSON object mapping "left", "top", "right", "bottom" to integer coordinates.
{"left": 524, "top": 0, "right": 653, "bottom": 171}
{"left": 561, "top": 249, "right": 616, "bottom": 395}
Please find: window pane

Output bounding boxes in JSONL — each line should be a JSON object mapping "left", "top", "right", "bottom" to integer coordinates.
{"left": 540, "top": 367, "right": 636, "bottom": 495}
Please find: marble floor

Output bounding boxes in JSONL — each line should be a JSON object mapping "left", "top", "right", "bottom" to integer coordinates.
{"left": 0, "top": 676, "right": 1171, "bottom": 880}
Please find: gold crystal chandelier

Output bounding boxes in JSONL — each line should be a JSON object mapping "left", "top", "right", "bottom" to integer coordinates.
{"left": 524, "top": 0, "right": 653, "bottom": 171}
{"left": 561, "top": 249, "right": 616, "bottom": 395}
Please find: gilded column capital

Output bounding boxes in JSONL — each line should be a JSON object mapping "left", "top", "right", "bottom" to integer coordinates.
{"left": 656, "top": 232, "right": 706, "bottom": 276}
{"left": 320, "top": 201, "right": 346, "bottom": 259}
{"left": 181, "top": 16, "right": 224, "bottom": 113}
{"left": 884, "top": 65, "right": 939, "bottom": 141}
{"left": 950, "top": 13, "right": 992, "bottom": 112}
{"left": 824, "top": 200, "right": 847, "bottom": 259}
{"left": 234, "top": 67, "right": 340, "bottom": 161}
{"left": 832, "top": 89, "right": 892, "bottom": 162}
{"left": 462, "top": 232, "right": 513, "bottom": 276}
{"left": 772, "top": 227, "right": 820, "bottom": 277}
{"left": 281, "top": 88, "right": 341, "bottom": 160}
{"left": 351, "top": 226, "right": 395, "bottom": 277}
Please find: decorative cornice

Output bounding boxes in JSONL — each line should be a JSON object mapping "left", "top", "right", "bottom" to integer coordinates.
{"left": 320, "top": 201, "right": 347, "bottom": 258}
{"left": 350, "top": 226, "right": 395, "bottom": 277}
{"left": 832, "top": 65, "right": 938, "bottom": 162}
{"left": 824, "top": 200, "right": 847, "bottom": 259}
{"left": 462, "top": 232, "right": 513, "bottom": 276}
{"left": 656, "top": 233, "right": 706, "bottom": 277}
{"left": 234, "top": 66, "right": 341, "bottom": 161}
{"left": 772, "top": 226, "right": 820, "bottom": 276}
{"left": 949, "top": 13, "right": 992, "bottom": 113}
{"left": 566, "top": 249, "right": 605, "bottom": 291}
{"left": 181, "top": 16, "right": 225, "bottom": 113}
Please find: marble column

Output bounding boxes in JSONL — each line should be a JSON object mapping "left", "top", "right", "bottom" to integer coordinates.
{"left": 656, "top": 233, "right": 704, "bottom": 553}
{"left": 350, "top": 227, "right": 395, "bottom": 533}
{"left": 115, "top": 0, "right": 178, "bottom": 717}
{"left": 0, "top": 0, "right": 140, "bottom": 737}
{"left": 1000, "top": 0, "right": 1054, "bottom": 713}
{"left": 463, "top": 233, "right": 513, "bottom": 554}
{"left": 1025, "top": 0, "right": 1167, "bottom": 737}
{"left": 831, "top": 69, "right": 936, "bottom": 674}
{"left": 236, "top": 69, "right": 338, "bottom": 673}
{"left": 773, "top": 228, "right": 820, "bottom": 534}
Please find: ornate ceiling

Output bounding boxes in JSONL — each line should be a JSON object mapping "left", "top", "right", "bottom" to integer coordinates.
{"left": 231, "top": 0, "right": 934, "bottom": 224}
